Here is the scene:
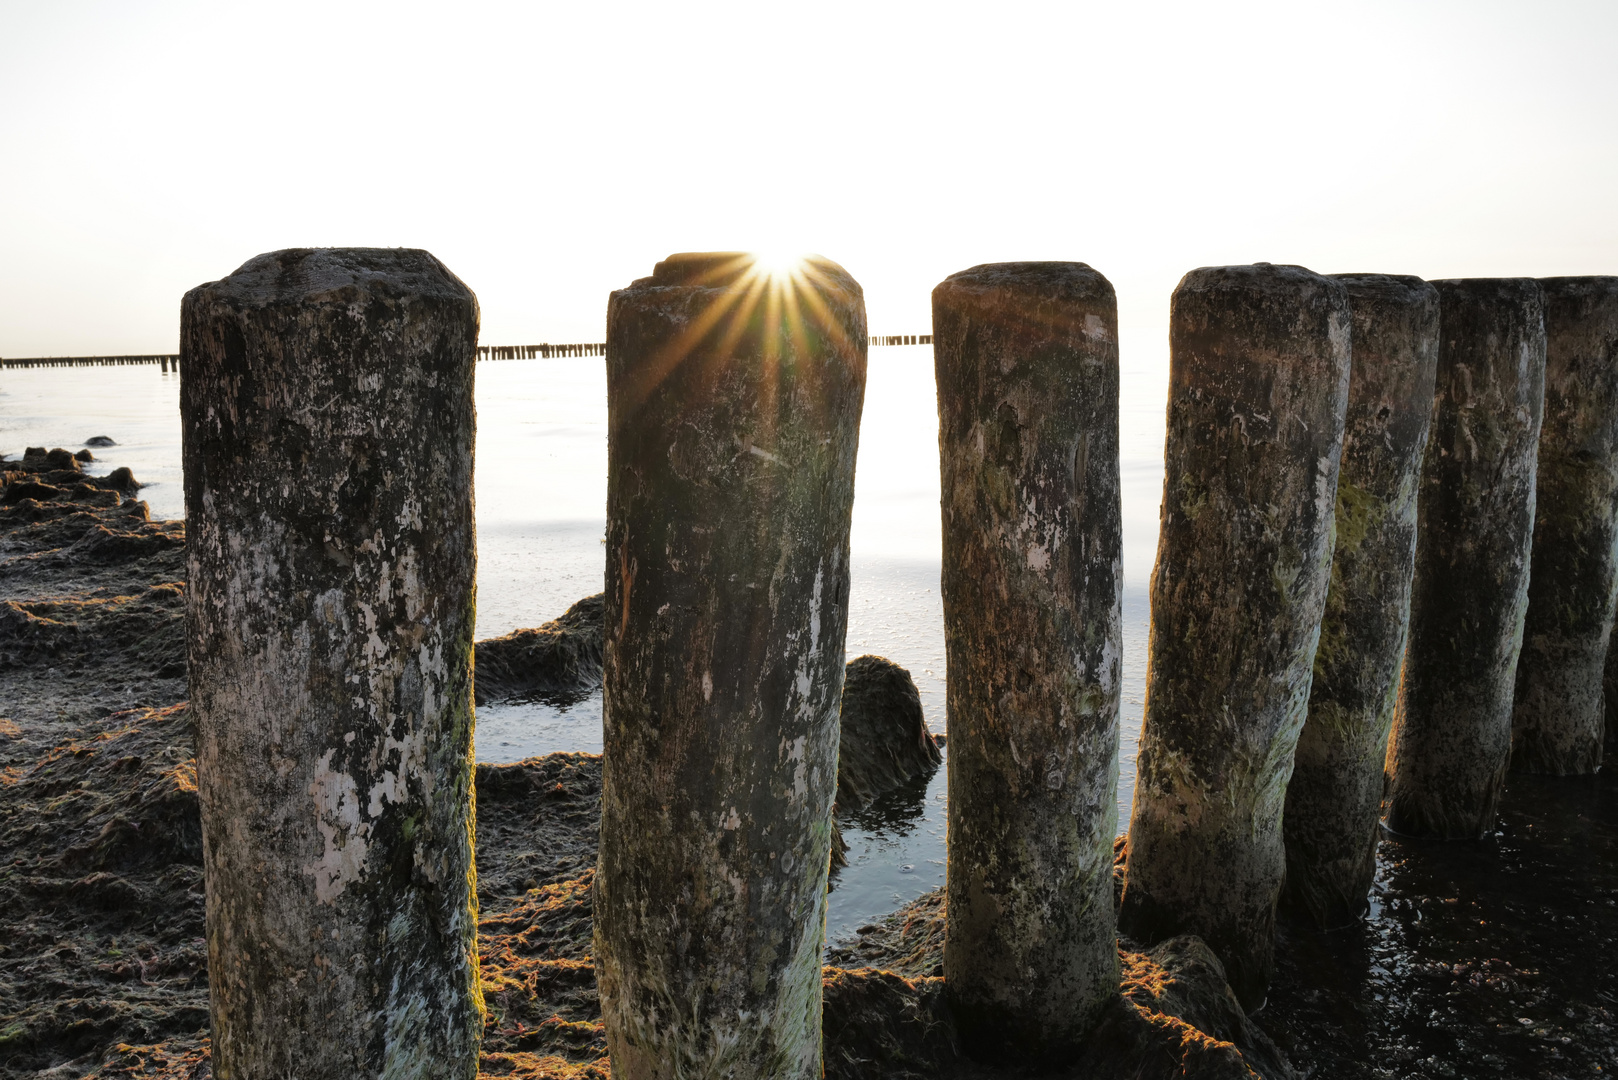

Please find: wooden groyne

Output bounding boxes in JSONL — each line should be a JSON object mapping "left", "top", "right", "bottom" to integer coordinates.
{"left": 1, "top": 354, "right": 181, "bottom": 370}
{"left": 2, "top": 336, "right": 931, "bottom": 371}
{"left": 36, "top": 245, "right": 1618, "bottom": 1077}
{"left": 477, "top": 343, "right": 603, "bottom": 359}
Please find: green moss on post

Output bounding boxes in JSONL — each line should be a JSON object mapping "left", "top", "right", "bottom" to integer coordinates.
{"left": 1119, "top": 264, "right": 1351, "bottom": 1010}
{"left": 932, "top": 262, "right": 1122, "bottom": 1063}
{"left": 181, "top": 249, "right": 482, "bottom": 1079}
{"left": 1386, "top": 278, "right": 1545, "bottom": 836}
{"left": 594, "top": 253, "right": 867, "bottom": 1080}
{"left": 1282, "top": 275, "right": 1438, "bottom": 929}
{"left": 1512, "top": 277, "right": 1618, "bottom": 775}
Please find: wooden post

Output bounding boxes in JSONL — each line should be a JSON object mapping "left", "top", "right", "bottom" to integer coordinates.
{"left": 181, "top": 248, "right": 482, "bottom": 1079}
{"left": 1511, "top": 277, "right": 1618, "bottom": 774}
{"left": 1386, "top": 278, "right": 1546, "bottom": 836}
{"left": 933, "top": 262, "right": 1123, "bottom": 1062}
{"left": 595, "top": 252, "right": 867, "bottom": 1080}
{"left": 1119, "top": 263, "right": 1351, "bottom": 1009}
{"left": 1282, "top": 274, "right": 1438, "bottom": 927}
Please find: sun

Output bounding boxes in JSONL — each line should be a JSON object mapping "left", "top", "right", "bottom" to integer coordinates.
{"left": 627, "top": 249, "right": 859, "bottom": 415}
{"left": 749, "top": 251, "right": 806, "bottom": 284}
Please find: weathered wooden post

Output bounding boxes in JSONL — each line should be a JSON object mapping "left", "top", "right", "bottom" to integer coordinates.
{"left": 181, "top": 248, "right": 482, "bottom": 1079}
{"left": 1512, "top": 277, "right": 1618, "bottom": 775}
{"left": 1385, "top": 278, "right": 1545, "bottom": 836}
{"left": 1608, "top": 664, "right": 1618, "bottom": 753}
{"left": 594, "top": 252, "right": 867, "bottom": 1080}
{"left": 931, "top": 262, "right": 1122, "bottom": 1062}
{"left": 1281, "top": 274, "right": 1439, "bottom": 928}
{"left": 1118, "top": 263, "right": 1350, "bottom": 1009}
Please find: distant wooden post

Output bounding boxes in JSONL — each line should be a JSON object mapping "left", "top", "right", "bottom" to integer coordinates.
{"left": 595, "top": 252, "right": 867, "bottom": 1080}
{"left": 181, "top": 248, "right": 482, "bottom": 1079}
{"left": 933, "top": 262, "right": 1123, "bottom": 1062}
{"left": 1511, "top": 277, "right": 1618, "bottom": 774}
{"left": 1282, "top": 274, "right": 1438, "bottom": 928}
{"left": 1386, "top": 278, "right": 1545, "bottom": 836}
{"left": 1119, "top": 263, "right": 1351, "bottom": 1009}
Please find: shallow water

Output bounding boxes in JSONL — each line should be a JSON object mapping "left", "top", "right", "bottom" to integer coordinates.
{"left": 0, "top": 354, "right": 1154, "bottom": 934}
{"left": 829, "top": 746, "right": 951, "bottom": 945}
{"left": 1265, "top": 771, "right": 1618, "bottom": 1077}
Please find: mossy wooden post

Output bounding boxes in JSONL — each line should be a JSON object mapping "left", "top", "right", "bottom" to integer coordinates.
{"left": 1386, "top": 279, "right": 1545, "bottom": 837}
{"left": 595, "top": 253, "right": 867, "bottom": 1080}
{"left": 1512, "top": 278, "right": 1618, "bottom": 775}
{"left": 932, "top": 262, "right": 1122, "bottom": 1062}
{"left": 1118, "top": 264, "right": 1350, "bottom": 1010}
{"left": 1282, "top": 275, "right": 1439, "bottom": 928}
{"left": 180, "top": 249, "right": 482, "bottom": 1078}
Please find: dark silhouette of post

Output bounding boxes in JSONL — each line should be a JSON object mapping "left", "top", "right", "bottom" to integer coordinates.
{"left": 1386, "top": 278, "right": 1545, "bottom": 836}
{"left": 1512, "top": 278, "right": 1618, "bottom": 775}
{"left": 1119, "top": 263, "right": 1351, "bottom": 1010}
{"left": 594, "top": 253, "right": 867, "bottom": 1080}
{"left": 181, "top": 248, "right": 482, "bottom": 1078}
{"left": 932, "top": 262, "right": 1122, "bottom": 1063}
{"left": 1282, "top": 274, "right": 1438, "bottom": 928}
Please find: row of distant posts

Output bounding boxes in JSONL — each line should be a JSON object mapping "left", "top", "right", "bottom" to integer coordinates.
{"left": 177, "top": 247, "right": 1617, "bottom": 1077}
{"left": 0, "top": 335, "right": 934, "bottom": 371}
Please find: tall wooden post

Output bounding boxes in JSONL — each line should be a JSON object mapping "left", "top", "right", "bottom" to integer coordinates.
{"left": 1386, "top": 278, "right": 1545, "bottom": 836}
{"left": 182, "top": 248, "right": 482, "bottom": 1079}
{"left": 933, "top": 262, "right": 1123, "bottom": 1062}
{"left": 594, "top": 253, "right": 867, "bottom": 1080}
{"left": 1119, "top": 263, "right": 1351, "bottom": 1009}
{"left": 1282, "top": 274, "right": 1438, "bottom": 927}
{"left": 1512, "top": 277, "right": 1618, "bottom": 774}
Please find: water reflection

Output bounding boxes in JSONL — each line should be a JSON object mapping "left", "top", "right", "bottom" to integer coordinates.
{"left": 827, "top": 746, "right": 949, "bottom": 946}
{"left": 1266, "top": 770, "right": 1618, "bottom": 1077}
{"left": 476, "top": 688, "right": 605, "bottom": 759}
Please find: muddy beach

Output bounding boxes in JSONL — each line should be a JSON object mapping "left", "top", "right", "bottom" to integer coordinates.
{"left": 2, "top": 451, "right": 1615, "bottom": 1079}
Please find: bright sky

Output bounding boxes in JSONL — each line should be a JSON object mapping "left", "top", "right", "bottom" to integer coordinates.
{"left": 1, "top": 0, "right": 1614, "bottom": 360}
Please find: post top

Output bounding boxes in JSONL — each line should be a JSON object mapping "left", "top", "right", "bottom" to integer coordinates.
{"left": 1429, "top": 277, "right": 1545, "bottom": 307}
{"left": 1330, "top": 273, "right": 1438, "bottom": 306}
{"left": 1536, "top": 276, "right": 1618, "bottom": 303}
{"left": 935, "top": 261, "right": 1114, "bottom": 304}
{"left": 1177, "top": 263, "right": 1344, "bottom": 298}
{"left": 191, "top": 248, "right": 475, "bottom": 306}
{"left": 630, "top": 252, "right": 859, "bottom": 294}
{"left": 649, "top": 252, "right": 754, "bottom": 286}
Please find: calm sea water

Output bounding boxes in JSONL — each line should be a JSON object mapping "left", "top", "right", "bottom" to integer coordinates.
{"left": 0, "top": 352, "right": 1163, "bottom": 943}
